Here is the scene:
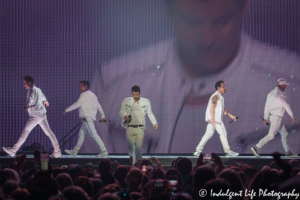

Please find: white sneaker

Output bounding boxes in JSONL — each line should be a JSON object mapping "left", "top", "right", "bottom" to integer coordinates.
{"left": 251, "top": 146, "right": 261, "bottom": 158}
{"left": 95, "top": 151, "right": 108, "bottom": 157}
{"left": 50, "top": 151, "right": 62, "bottom": 158}
{"left": 2, "top": 147, "right": 16, "bottom": 157}
{"left": 225, "top": 150, "right": 239, "bottom": 157}
{"left": 285, "top": 149, "right": 298, "bottom": 157}
{"left": 65, "top": 149, "right": 77, "bottom": 157}
{"left": 193, "top": 151, "right": 201, "bottom": 156}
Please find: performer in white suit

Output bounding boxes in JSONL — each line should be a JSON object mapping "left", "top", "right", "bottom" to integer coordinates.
{"left": 251, "top": 78, "right": 297, "bottom": 157}
{"left": 2, "top": 75, "right": 61, "bottom": 158}
{"left": 119, "top": 85, "right": 158, "bottom": 162}
{"left": 63, "top": 80, "right": 108, "bottom": 157}
{"left": 194, "top": 81, "right": 239, "bottom": 157}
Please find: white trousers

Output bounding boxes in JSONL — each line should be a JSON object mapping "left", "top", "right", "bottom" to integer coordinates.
{"left": 126, "top": 127, "right": 144, "bottom": 163}
{"left": 12, "top": 114, "right": 60, "bottom": 153}
{"left": 73, "top": 117, "right": 107, "bottom": 153}
{"left": 256, "top": 115, "right": 290, "bottom": 152}
{"left": 196, "top": 122, "right": 231, "bottom": 153}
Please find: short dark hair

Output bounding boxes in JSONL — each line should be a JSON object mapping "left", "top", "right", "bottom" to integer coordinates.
{"left": 62, "top": 185, "right": 90, "bottom": 200}
{"left": 56, "top": 173, "right": 73, "bottom": 191}
{"left": 79, "top": 80, "right": 90, "bottom": 89}
{"left": 215, "top": 80, "right": 224, "bottom": 90}
{"left": 176, "top": 157, "right": 192, "bottom": 176}
{"left": 193, "top": 166, "right": 216, "bottom": 188}
{"left": 114, "top": 166, "right": 128, "bottom": 183}
{"left": 74, "top": 176, "right": 93, "bottom": 197}
{"left": 3, "top": 180, "right": 19, "bottom": 196}
{"left": 98, "top": 158, "right": 111, "bottom": 175}
{"left": 100, "top": 173, "right": 116, "bottom": 186}
{"left": 152, "top": 167, "right": 166, "bottom": 180}
{"left": 131, "top": 85, "right": 140, "bottom": 93}
{"left": 23, "top": 75, "right": 34, "bottom": 85}
{"left": 10, "top": 188, "right": 30, "bottom": 200}
{"left": 22, "top": 160, "right": 36, "bottom": 172}
{"left": 140, "top": 159, "right": 153, "bottom": 169}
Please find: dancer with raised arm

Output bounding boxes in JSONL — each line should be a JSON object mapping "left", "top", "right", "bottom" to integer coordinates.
{"left": 251, "top": 78, "right": 297, "bottom": 157}
{"left": 2, "top": 75, "right": 61, "bottom": 158}
{"left": 63, "top": 80, "right": 108, "bottom": 157}
{"left": 193, "top": 80, "right": 239, "bottom": 157}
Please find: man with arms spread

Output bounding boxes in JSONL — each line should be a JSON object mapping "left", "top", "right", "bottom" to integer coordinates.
{"left": 92, "top": 0, "right": 300, "bottom": 154}
{"left": 119, "top": 85, "right": 158, "bottom": 163}
{"left": 194, "top": 81, "right": 239, "bottom": 157}
{"left": 63, "top": 80, "right": 108, "bottom": 157}
{"left": 251, "top": 78, "right": 297, "bottom": 157}
{"left": 3, "top": 75, "right": 61, "bottom": 158}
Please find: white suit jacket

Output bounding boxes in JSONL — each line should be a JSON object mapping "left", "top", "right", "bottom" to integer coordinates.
{"left": 264, "top": 87, "right": 294, "bottom": 119}
{"left": 119, "top": 97, "right": 157, "bottom": 130}
{"left": 65, "top": 90, "right": 105, "bottom": 120}
{"left": 27, "top": 85, "right": 47, "bottom": 116}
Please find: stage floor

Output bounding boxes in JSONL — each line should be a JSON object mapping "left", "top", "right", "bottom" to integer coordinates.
{"left": 1, "top": 154, "right": 299, "bottom": 169}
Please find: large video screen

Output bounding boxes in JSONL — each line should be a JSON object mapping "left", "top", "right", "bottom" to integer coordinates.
{"left": 1, "top": 0, "right": 300, "bottom": 154}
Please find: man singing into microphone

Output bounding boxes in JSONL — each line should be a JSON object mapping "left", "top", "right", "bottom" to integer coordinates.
{"left": 251, "top": 78, "right": 297, "bottom": 157}
{"left": 119, "top": 85, "right": 158, "bottom": 163}
{"left": 193, "top": 80, "right": 239, "bottom": 157}
{"left": 2, "top": 75, "right": 61, "bottom": 158}
{"left": 63, "top": 80, "right": 108, "bottom": 157}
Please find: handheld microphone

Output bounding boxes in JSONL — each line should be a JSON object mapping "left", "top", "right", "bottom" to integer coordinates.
{"left": 123, "top": 115, "right": 131, "bottom": 125}
{"left": 25, "top": 105, "right": 35, "bottom": 110}
{"left": 260, "top": 116, "right": 269, "bottom": 125}
{"left": 229, "top": 117, "right": 239, "bottom": 124}
{"left": 123, "top": 101, "right": 134, "bottom": 125}
{"left": 99, "top": 120, "right": 111, "bottom": 122}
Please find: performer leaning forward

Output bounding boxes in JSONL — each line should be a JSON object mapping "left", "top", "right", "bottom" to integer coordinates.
{"left": 193, "top": 80, "right": 239, "bottom": 157}
{"left": 63, "top": 80, "right": 108, "bottom": 157}
{"left": 119, "top": 85, "right": 158, "bottom": 163}
{"left": 251, "top": 78, "right": 297, "bottom": 157}
{"left": 3, "top": 75, "right": 61, "bottom": 158}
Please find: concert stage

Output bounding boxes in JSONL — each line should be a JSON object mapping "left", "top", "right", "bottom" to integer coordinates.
{"left": 0, "top": 154, "right": 299, "bottom": 170}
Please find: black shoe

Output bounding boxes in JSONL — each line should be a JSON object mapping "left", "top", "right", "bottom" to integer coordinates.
{"left": 251, "top": 146, "right": 260, "bottom": 158}
{"left": 285, "top": 149, "right": 298, "bottom": 157}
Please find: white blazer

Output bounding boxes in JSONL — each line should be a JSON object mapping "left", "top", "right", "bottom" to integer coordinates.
{"left": 65, "top": 90, "right": 105, "bottom": 120}
{"left": 119, "top": 97, "right": 157, "bottom": 130}
{"left": 27, "top": 85, "right": 47, "bottom": 116}
{"left": 264, "top": 87, "right": 293, "bottom": 119}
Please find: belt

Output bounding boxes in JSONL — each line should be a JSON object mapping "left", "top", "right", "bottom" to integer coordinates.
{"left": 128, "top": 125, "right": 143, "bottom": 128}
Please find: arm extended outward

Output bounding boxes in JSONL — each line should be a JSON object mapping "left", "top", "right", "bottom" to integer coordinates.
{"left": 224, "top": 109, "right": 237, "bottom": 121}
{"left": 63, "top": 93, "right": 86, "bottom": 115}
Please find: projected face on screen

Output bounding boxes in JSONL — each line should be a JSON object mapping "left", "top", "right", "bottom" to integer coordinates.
{"left": 90, "top": 0, "right": 300, "bottom": 155}
{"left": 2, "top": 0, "right": 300, "bottom": 155}
{"left": 169, "top": 0, "right": 248, "bottom": 76}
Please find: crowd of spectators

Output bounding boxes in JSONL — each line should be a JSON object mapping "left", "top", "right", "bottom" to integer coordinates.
{"left": 0, "top": 150, "right": 300, "bottom": 200}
